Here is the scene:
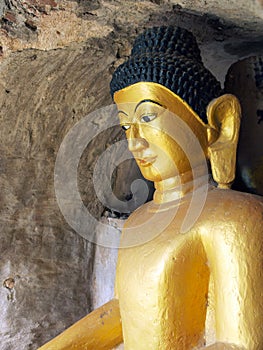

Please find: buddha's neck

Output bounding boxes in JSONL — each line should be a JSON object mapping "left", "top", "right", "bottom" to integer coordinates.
{"left": 153, "top": 166, "right": 208, "bottom": 204}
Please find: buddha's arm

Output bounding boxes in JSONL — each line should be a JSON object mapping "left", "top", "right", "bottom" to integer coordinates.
{"left": 38, "top": 298, "right": 122, "bottom": 350}
{"left": 200, "top": 196, "right": 263, "bottom": 350}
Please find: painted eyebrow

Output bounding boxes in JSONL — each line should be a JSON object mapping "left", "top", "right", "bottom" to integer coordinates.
{"left": 134, "top": 99, "right": 163, "bottom": 112}
{"left": 118, "top": 110, "right": 128, "bottom": 116}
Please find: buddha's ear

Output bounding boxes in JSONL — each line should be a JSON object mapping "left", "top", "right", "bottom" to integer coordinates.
{"left": 206, "top": 94, "right": 241, "bottom": 189}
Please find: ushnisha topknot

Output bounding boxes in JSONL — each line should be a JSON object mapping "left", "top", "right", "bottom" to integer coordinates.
{"left": 131, "top": 26, "right": 202, "bottom": 62}
{"left": 110, "top": 26, "right": 223, "bottom": 123}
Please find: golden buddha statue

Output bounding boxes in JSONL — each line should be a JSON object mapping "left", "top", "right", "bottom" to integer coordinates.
{"left": 39, "top": 27, "right": 263, "bottom": 350}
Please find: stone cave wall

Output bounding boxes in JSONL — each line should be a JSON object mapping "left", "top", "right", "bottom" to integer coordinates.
{"left": 0, "top": 1, "right": 263, "bottom": 349}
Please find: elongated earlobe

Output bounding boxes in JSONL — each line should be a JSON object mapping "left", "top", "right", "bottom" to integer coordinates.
{"left": 206, "top": 94, "right": 241, "bottom": 189}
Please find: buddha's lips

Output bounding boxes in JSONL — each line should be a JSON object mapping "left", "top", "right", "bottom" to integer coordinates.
{"left": 136, "top": 156, "right": 157, "bottom": 166}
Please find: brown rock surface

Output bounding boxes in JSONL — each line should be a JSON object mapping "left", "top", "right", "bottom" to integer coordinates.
{"left": 0, "top": 38, "right": 118, "bottom": 349}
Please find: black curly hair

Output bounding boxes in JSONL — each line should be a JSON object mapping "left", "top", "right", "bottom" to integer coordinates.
{"left": 110, "top": 26, "right": 223, "bottom": 123}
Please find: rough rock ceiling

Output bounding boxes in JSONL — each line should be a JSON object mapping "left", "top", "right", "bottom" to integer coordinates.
{"left": 0, "top": 0, "right": 263, "bottom": 81}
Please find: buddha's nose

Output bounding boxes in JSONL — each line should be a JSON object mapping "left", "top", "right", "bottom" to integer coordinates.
{"left": 127, "top": 125, "right": 149, "bottom": 152}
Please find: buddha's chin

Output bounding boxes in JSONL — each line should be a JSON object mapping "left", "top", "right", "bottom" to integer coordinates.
{"left": 139, "top": 165, "right": 165, "bottom": 183}
{"left": 136, "top": 158, "right": 179, "bottom": 182}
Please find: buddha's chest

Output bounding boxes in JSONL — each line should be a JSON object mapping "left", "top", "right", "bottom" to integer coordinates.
{"left": 115, "top": 224, "right": 209, "bottom": 350}
{"left": 116, "top": 225, "right": 207, "bottom": 297}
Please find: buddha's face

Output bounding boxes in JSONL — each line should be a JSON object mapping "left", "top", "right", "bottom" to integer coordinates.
{"left": 114, "top": 82, "right": 209, "bottom": 183}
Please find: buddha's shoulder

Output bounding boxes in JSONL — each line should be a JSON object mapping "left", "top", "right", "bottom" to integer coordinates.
{"left": 124, "top": 188, "right": 263, "bottom": 228}
{"left": 205, "top": 187, "right": 263, "bottom": 207}
{"left": 201, "top": 187, "right": 263, "bottom": 227}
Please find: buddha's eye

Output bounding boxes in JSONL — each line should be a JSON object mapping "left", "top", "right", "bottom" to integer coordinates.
{"left": 121, "top": 125, "right": 131, "bottom": 131}
{"left": 140, "top": 113, "right": 157, "bottom": 123}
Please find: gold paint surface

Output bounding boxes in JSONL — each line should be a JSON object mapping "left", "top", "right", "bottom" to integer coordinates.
{"left": 115, "top": 82, "right": 241, "bottom": 189}
{"left": 38, "top": 299, "right": 122, "bottom": 350}
{"left": 115, "top": 188, "right": 263, "bottom": 349}
{"left": 206, "top": 94, "right": 241, "bottom": 188}
{"left": 116, "top": 201, "right": 209, "bottom": 349}
{"left": 114, "top": 82, "right": 263, "bottom": 349}
{"left": 114, "top": 82, "right": 210, "bottom": 202}
{"left": 114, "top": 81, "right": 209, "bottom": 153}
{"left": 199, "top": 189, "right": 263, "bottom": 349}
